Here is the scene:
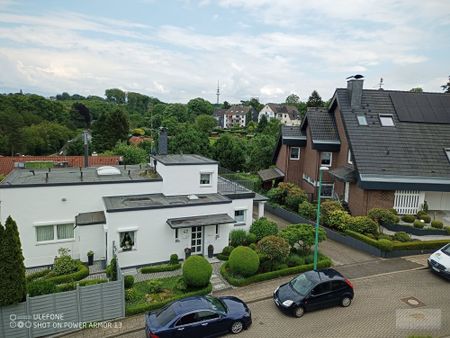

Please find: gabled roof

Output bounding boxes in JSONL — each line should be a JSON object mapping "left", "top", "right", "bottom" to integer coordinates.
{"left": 225, "top": 105, "right": 253, "bottom": 116}
{"left": 334, "top": 88, "right": 450, "bottom": 190}
{"left": 272, "top": 125, "right": 306, "bottom": 162}
{"left": 258, "top": 167, "right": 285, "bottom": 182}
{"left": 301, "top": 107, "right": 340, "bottom": 151}
{"left": 266, "top": 103, "right": 300, "bottom": 120}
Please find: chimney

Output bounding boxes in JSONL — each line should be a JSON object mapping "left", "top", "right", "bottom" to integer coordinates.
{"left": 83, "top": 130, "right": 89, "bottom": 168}
{"left": 346, "top": 75, "right": 364, "bottom": 109}
{"left": 158, "top": 127, "right": 168, "bottom": 155}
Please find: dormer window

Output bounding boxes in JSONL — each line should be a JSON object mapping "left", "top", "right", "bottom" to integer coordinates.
{"left": 445, "top": 148, "right": 450, "bottom": 162}
{"left": 379, "top": 114, "right": 395, "bottom": 126}
{"left": 357, "top": 115, "right": 367, "bottom": 126}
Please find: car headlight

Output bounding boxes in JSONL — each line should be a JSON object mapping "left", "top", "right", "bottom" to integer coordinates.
{"left": 282, "top": 300, "right": 293, "bottom": 307}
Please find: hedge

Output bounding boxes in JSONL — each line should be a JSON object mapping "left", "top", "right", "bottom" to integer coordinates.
{"left": 26, "top": 269, "right": 51, "bottom": 282}
{"left": 344, "top": 230, "right": 392, "bottom": 251}
{"left": 141, "top": 263, "right": 181, "bottom": 274}
{"left": 78, "top": 278, "right": 108, "bottom": 287}
{"left": 46, "top": 262, "right": 89, "bottom": 284}
{"left": 220, "top": 258, "right": 332, "bottom": 287}
{"left": 125, "top": 283, "right": 212, "bottom": 316}
{"left": 216, "top": 253, "right": 229, "bottom": 261}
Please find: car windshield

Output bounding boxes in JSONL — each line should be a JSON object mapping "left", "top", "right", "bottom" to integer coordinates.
{"left": 289, "top": 273, "right": 315, "bottom": 296}
{"left": 206, "top": 296, "right": 226, "bottom": 313}
{"left": 441, "top": 244, "right": 450, "bottom": 256}
{"left": 155, "top": 305, "right": 177, "bottom": 327}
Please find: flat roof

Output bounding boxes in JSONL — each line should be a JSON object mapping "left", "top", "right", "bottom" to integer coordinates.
{"left": 0, "top": 165, "right": 161, "bottom": 188}
{"left": 103, "top": 193, "right": 231, "bottom": 212}
{"left": 167, "top": 213, "right": 236, "bottom": 229}
{"left": 75, "top": 211, "right": 106, "bottom": 226}
{"left": 151, "top": 154, "right": 218, "bottom": 166}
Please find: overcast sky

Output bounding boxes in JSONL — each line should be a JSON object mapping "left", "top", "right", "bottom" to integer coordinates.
{"left": 0, "top": 0, "right": 449, "bottom": 103}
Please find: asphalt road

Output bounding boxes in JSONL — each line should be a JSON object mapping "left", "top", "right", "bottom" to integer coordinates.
{"left": 122, "top": 269, "right": 450, "bottom": 338}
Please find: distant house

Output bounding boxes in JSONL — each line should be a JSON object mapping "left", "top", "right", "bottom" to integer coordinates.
{"left": 223, "top": 105, "right": 256, "bottom": 128}
{"left": 272, "top": 76, "right": 450, "bottom": 216}
{"left": 258, "top": 104, "right": 301, "bottom": 125}
{"left": 213, "top": 108, "right": 227, "bottom": 128}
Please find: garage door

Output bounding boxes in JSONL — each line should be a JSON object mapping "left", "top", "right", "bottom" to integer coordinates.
{"left": 425, "top": 192, "right": 450, "bottom": 211}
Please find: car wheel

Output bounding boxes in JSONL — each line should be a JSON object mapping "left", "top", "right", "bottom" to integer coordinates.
{"left": 341, "top": 296, "right": 352, "bottom": 307}
{"left": 230, "top": 321, "right": 244, "bottom": 334}
{"left": 293, "top": 306, "right": 305, "bottom": 318}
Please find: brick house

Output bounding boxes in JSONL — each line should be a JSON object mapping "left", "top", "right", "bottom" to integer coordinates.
{"left": 272, "top": 76, "right": 450, "bottom": 216}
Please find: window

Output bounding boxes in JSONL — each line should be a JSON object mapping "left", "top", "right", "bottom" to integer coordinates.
{"left": 119, "top": 231, "right": 135, "bottom": 251}
{"left": 379, "top": 114, "right": 395, "bottom": 126}
{"left": 176, "top": 313, "right": 198, "bottom": 326}
{"left": 200, "top": 173, "right": 211, "bottom": 185}
{"left": 234, "top": 210, "right": 246, "bottom": 224}
{"left": 445, "top": 148, "right": 450, "bottom": 162}
{"left": 175, "top": 228, "right": 179, "bottom": 242}
{"left": 320, "top": 152, "right": 332, "bottom": 167}
{"left": 197, "top": 311, "right": 219, "bottom": 321}
{"left": 320, "top": 183, "right": 334, "bottom": 198}
{"left": 357, "top": 115, "right": 368, "bottom": 125}
{"left": 347, "top": 149, "right": 353, "bottom": 164}
{"left": 311, "top": 282, "right": 331, "bottom": 295}
{"left": 302, "top": 173, "right": 316, "bottom": 186}
{"left": 215, "top": 224, "right": 219, "bottom": 237}
{"left": 290, "top": 147, "right": 300, "bottom": 160}
{"left": 331, "top": 280, "right": 347, "bottom": 291}
{"left": 36, "top": 223, "right": 74, "bottom": 243}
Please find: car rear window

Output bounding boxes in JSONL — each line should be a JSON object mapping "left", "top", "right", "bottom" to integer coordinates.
{"left": 155, "top": 306, "right": 177, "bottom": 327}
{"left": 289, "top": 273, "right": 315, "bottom": 296}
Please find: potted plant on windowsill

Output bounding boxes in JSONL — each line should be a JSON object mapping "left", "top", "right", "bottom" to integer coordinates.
{"left": 87, "top": 250, "right": 94, "bottom": 266}
{"left": 121, "top": 233, "right": 134, "bottom": 251}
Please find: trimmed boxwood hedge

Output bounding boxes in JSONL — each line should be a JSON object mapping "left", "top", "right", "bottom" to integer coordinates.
{"left": 220, "top": 258, "right": 332, "bottom": 287}
{"left": 79, "top": 278, "right": 108, "bottom": 287}
{"left": 344, "top": 230, "right": 393, "bottom": 251}
{"left": 140, "top": 263, "right": 181, "bottom": 274}
{"left": 216, "top": 253, "right": 229, "bottom": 261}
{"left": 125, "top": 283, "right": 212, "bottom": 316}
{"left": 46, "top": 262, "right": 89, "bottom": 284}
{"left": 26, "top": 269, "right": 51, "bottom": 282}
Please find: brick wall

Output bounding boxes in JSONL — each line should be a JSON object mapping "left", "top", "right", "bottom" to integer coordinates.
{"left": 348, "top": 183, "right": 395, "bottom": 215}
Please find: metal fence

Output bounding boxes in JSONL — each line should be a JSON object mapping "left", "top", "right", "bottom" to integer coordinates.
{"left": 0, "top": 258, "right": 125, "bottom": 338}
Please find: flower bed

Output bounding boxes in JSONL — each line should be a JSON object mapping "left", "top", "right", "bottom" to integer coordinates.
{"left": 140, "top": 263, "right": 181, "bottom": 274}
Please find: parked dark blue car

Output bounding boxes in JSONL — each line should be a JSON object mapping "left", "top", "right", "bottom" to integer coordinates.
{"left": 273, "top": 268, "right": 354, "bottom": 318}
{"left": 145, "top": 295, "right": 252, "bottom": 338}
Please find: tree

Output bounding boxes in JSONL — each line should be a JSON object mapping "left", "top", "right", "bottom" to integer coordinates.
{"left": 0, "top": 216, "right": 26, "bottom": 306}
{"left": 306, "top": 90, "right": 324, "bottom": 107}
{"left": 169, "top": 126, "right": 210, "bottom": 156}
{"left": 70, "top": 102, "right": 91, "bottom": 128}
{"left": 212, "top": 134, "right": 246, "bottom": 171}
{"left": 279, "top": 223, "right": 326, "bottom": 254}
{"left": 164, "top": 103, "right": 189, "bottom": 123}
{"left": 195, "top": 114, "right": 217, "bottom": 133}
{"left": 257, "top": 114, "right": 268, "bottom": 133}
{"left": 187, "top": 98, "right": 214, "bottom": 117}
{"left": 241, "top": 98, "right": 263, "bottom": 112}
{"left": 245, "top": 109, "right": 253, "bottom": 126}
{"left": 21, "top": 122, "right": 74, "bottom": 155}
{"left": 222, "top": 101, "right": 231, "bottom": 109}
{"left": 66, "top": 137, "right": 90, "bottom": 156}
{"left": 285, "top": 93, "right": 300, "bottom": 105}
{"left": 107, "top": 141, "right": 148, "bottom": 164}
{"left": 442, "top": 76, "right": 450, "bottom": 93}
{"left": 126, "top": 92, "right": 150, "bottom": 114}
{"left": 247, "top": 134, "right": 277, "bottom": 171}
{"left": 410, "top": 87, "right": 423, "bottom": 93}
{"left": 257, "top": 235, "right": 290, "bottom": 269}
{"left": 92, "top": 109, "right": 129, "bottom": 152}
{"left": 105, "top": 88, "right": 126, "bottom": 104}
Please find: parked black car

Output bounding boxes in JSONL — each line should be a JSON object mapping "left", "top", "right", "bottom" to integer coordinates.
{"left": 273, "top": 268, "right": 354, "bottom": 317}
{"left": 145, "top": 295, "right": 251, "bottom": 338}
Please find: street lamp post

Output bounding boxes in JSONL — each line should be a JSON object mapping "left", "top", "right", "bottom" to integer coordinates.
{"left": 314, "top": 166, "right": 329, "bottom": 270}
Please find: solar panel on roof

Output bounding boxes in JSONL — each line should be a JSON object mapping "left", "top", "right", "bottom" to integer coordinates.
{"left": 390, "top": 92, "right": 450, "bottom": 124}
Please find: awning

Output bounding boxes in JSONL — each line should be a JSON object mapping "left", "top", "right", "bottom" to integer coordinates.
{"left": 254, "top": 193, "right": 269, "bottom": 202}
{"left": 258, "top": 167, "right": 285, "bottom": 182}
{"left": 329, "top": 166, "right": 357, "bottom": 183}
{"left": 167, "top": 213, "right": 236, "bottom": 229}
{"left": 75, "top": 211, "right": 106, "bottom": 226}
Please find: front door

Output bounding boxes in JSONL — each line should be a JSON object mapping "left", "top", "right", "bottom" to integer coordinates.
{"left": 191, "top": 226, "right": 203, "bottom": 255}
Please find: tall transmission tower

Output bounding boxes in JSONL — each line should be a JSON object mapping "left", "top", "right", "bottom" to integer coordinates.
{"left": 216, "top": 81, "right": 220, "bottom": 105}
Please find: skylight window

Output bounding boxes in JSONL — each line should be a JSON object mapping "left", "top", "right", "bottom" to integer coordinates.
{"left": 445, "top": 148, "right": 450, "bottom": 162}
{"left": 357, "top": 115, "right": 368, "bottom": 126}
{"left": 379, "top": 114, "right": 395, "bottom": 126}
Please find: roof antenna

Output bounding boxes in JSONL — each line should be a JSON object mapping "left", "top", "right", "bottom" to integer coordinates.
{"left": 378, "top": 77, "right": 384, "bottom": 90}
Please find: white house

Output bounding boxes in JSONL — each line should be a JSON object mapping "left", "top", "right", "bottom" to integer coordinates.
{"left": 258, "top": 104, "right": 301, "bottom": 126}
{"left": 0, "top": 153, "right": 267, "bottom": 268}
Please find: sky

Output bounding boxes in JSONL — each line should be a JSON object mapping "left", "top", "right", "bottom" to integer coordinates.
{"left": 0, "top": 0, "right": 449, "bottom": 103}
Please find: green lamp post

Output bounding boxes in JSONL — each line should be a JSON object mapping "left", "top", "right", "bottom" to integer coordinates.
{"left": 314, "top": 166, "right": 329, "bottom": 270}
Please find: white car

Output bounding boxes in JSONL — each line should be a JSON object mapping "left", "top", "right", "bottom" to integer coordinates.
{"left": 427, "top": 243, "right": 450, "bottom": 279}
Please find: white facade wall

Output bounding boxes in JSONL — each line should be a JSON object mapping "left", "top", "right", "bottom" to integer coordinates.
{"left": 155, "top": 162, "right": 218, "bottom": 196}
{"left": 0, "top": 181, "right": 162, "bottom": 267}
{"left": 258, "top": 105, "right": 275, "bottom": 121}
{"left": 425, "top": 192, "right": 450, "bottom": 211}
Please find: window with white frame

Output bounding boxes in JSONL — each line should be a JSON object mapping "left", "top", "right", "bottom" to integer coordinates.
{"left": 357, "top": 115, "right": 368, "bottom": 126}
{"left": 175, "top": 228, "right": 179, "bottom": 242}
{"left": 200, "top": 173, "right": 211, "bottom": 185}
{"left": 234, "top": 210, "right": 246, "bottom": 224}
{"left": 119, "top": 231, "right": 135, "bottom": 251}
{"left": 320, "top": 152, "right": 332, "bottom": 167}
{"left": 379, "top": 114, "right": 395, "bottom": 126}
{"left": 445, "top": 148, "right": 450, "bottom": 162}
{"left": 302, "top": 173, "right": 316, "bottom": 186}
{"left": 290, "top": 147, "right": 300, "bottom": 160}
{"left": 320, "top": 184, "right": 334, "bottom": 198}
{"left": 36, "top": 223, "right": 74, "bottom": 243}
{"left": 347, "top": 149, "right": 353, "bottom": 164}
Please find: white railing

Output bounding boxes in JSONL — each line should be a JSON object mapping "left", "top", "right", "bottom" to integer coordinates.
{"left": 394, "top": 190, "right": 424, "bottom": 215}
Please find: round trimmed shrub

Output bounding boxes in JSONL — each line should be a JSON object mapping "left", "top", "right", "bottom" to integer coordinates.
{"left": 221, "top": 246, "right": 234, "bottom": 257}
{"left": 419, "top": 214, "right": 431, "bottom": 223}
{"left": 27, "top": 279, "right": 57, "bottom": 297}
{"left": 228, "top": 246, "right": 259, "bottom": 277}
{"left": 393, "top": 231, "right": 411, "bottom": 242}
{"left": 320, "top": 200, "right": 344, "bottom": 225}
{"left": 417, "top": 210, "right": 427, "bottom": 218}
{"left": 256, "top": 235, "right": 290, "bottom": 268}
{"left": 377, "top": 239, "right": 394, "bottom": 252}
{"left": 298, "top": 201, "right": 316, "bottom": 220}
{"left": 169, "top": 254, "right": 179, "bottom": 265}
{"left": 326, "top": 210, "right": 352, "bottom": 231}
{"left": 401, "top": 215, "right": 416, "bottom": 223}
{"left": 348, "top": 216, "right": 379, "bottom": 235}
{"left": 413, "top": 220, "right": 425, "bottom": 228}
{"left": 182, "top": 256, "right": 212, "bottom": 288}
{"left": 250, "top": 218, "right": 278, "bottom": 241}
{"left": 124, "top": 275, "right": 135, "bottom": 289}
{"left": 431, "top": 220, "right": 444, "bottom": 229}
{"left": 368, "top": 208, "right": 400, "bottom": 225}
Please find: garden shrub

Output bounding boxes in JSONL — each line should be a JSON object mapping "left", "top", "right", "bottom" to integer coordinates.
{"left": 266, "top": 186, "right": 285, "bottom": 204}
{"left": 176, "top": 277, "right": 188, "bottom": 292}
{"left": 347, "top": 216, "right": 379, "bottom": 235}
{"left": 417, "top": 210, "right": 427, "bottom": 218}
{"left": 279, "top": 223, "right": 326, "bottom": 253}
{"left": 393, "top": 240, "right": 450, "bottom": 251}
{"left": 419, "top": 214, "right": 431, "bottom": 223}
{"left": 368, "top": 208, "right": 400, "bottom": 225}
{"left": 46, "top": 262, "right": 89, "bottom": 284}
{"left": 413, "top": 220, "right": 425, "bottom": 228}
{"left": 320, "top": 200, "right": 344, "bottom": 225}
{"left": 125, "top": 289, "right": 139, "bottom": 302}
{"left": 250, "top": 218, "right": 278, "bottom": 241}
{"left": 26, "top": 269, "right": 51, "bottom": 282}
{"left": 285, "top": 193, "right": 307, "bottom": 212}
{"left": 256, "top": 236, "right": 290, "bottom": 269}
{"left": 249, "top": 243, "right": 257, "bottom": 251}
{"left": 124, "top": 275, "right": 135, "bottom": 289}
{"left": 287, "top": 254, "right": 305, "bottom": 267}
{"left": 378, "top": 233, "right": 392, "bottom": 241}
{"left": 169, "top": 254, "right": 179, "bottom": 265}
{"left": 344, "top": 230, "right": 393, "bottom": 251}
{"left": 246, "top": 233, "right": 257, "bottom": 244}
{"left": 377, "top": 239, "right": 394, "bottom": 252}
{"left": 228, "top": 246, "right": 260, "bottom": 277}
{"left": 298, "top": 201, "right": 316, "bottom": 220}
{"left": 222, "top": 246, "right": 234, "bottom": 256}
{"left": 446, "top": 227, "right": 450, "bottom": 235}
{"left": 431, "top": 220, "right": 444, "bottom": 229}
{"left": 27, "top": 279, "right": 57, "bottom": 297}
{"left": 146, "top": 280, "right": 163, "bottom": 293}
{"left": 229, "top": 229, "right": 248, "bottom": 247}
{"left": 182, "top": 256, "right": 212, "bottom": 288}
{"left": 273, "top": 263, "right": 289, "bottom": 270}
{"left": 401, "top": 215, "right": 416, "bottom": 223}
{"left": 325, "top": 210, "right": 352, "bottom": 231}
{"left": 393, "top": 231, "right": 411, "bottom": 242}
{"left": 78, "top": 278, "right": 108, "bottom": 287}
{"left": 106, "top": 257, "right": 118, "bottom": 281}
{"left": 52, "top": 248, "right": 78, "bottom": 276}
{"left": 56, "top": 282, "right": 76, "bottom": 292}
{"left": 141, "top": 263, "right": 181, "bottom": 274}
{"left": 267, "top": 183, "right": 307, "bottom": 208}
